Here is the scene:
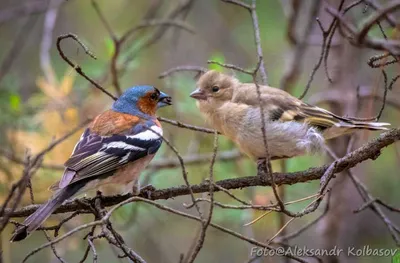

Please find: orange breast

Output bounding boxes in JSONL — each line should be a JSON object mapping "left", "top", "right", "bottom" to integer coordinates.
{"left": 90, "top": 110, "right": 141, "bottom": 136}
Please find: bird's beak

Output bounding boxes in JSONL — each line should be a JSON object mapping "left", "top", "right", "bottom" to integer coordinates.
{"left": 157, "top": 91, "right": 172, "bottom": 108}
{"left": 190, "top": 88, "right": 207, "bottom": 101}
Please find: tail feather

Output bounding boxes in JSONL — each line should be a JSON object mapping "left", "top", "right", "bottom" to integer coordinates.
{"left": 300, "top": 105, "right": 390, "bottom": 133}
{"left": 323, "top": 121, "right": 390, "bottom": 140}
{"left": 10, "top": 185, "right": 79, "bottom": 242}
{"left": 350, "top": 121, "right": 390, "bottom": 130}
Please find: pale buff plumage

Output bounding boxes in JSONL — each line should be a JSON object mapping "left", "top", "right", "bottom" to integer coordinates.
{"left": 190, "top": 70, "right": 390, "bottom": 160}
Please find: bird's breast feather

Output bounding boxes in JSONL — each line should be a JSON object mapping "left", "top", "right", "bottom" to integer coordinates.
{"left": 90, "top": 110, "right": 141, "bottom": 136}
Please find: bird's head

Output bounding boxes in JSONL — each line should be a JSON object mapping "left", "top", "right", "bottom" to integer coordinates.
{"left": 190, "top": 70, "right": 238, "bottom": 105}
{"left": 112, "top": 85, "right": 172, "bottom": 116}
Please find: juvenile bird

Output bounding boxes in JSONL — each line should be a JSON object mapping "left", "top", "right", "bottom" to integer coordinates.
{"left": 190, "top": 70, "right": 389, "bottom": 160}
{"left": 11, "top": 86, "right": 172, "bottom": 242}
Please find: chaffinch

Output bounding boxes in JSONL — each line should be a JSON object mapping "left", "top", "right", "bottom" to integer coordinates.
{"left": 190, "top": 70, "right": 389, "bottom": 160}
{"left": 11, "top": 86, "right": 172, "bottom": 242}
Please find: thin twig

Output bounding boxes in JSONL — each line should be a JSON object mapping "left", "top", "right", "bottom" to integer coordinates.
{"left": 158, "top": 117, "right": 217, "bottom": 134}
{"left": 325, "top": 145, "right": 400, "bottom": 245}
{"left": 185, "top": 131, "right": 218, "bottom": 262}
{"left": 148, "top": 127, "right": 204, "bottom": 219}
{"left": 159, "top": 66, "right": 207, "bottom": 79}
{"left": 43, "top": 230, "right": 68, "bottom": 263}
{"left": 0, "top": 119, "right": 90, "bottom": 232}
{"left": 299, "top": 18, "right": 328, "bottom": 99}
{"left": 56, "top": 33, "right": 118, "bottom": 100}
{"left": 250, "top": 0, "right": 268, "bottom": 85}
{"left": 356, "top": 1, "right": 400, "bottom": 44}
{"left": 88, "top": 237, "right": 98, "bottom": 263}
{"left": 281, "top": 0, "right": 320, "bottom": 91}
{"left": 277, "top": 191, "right": 332, "bottom": 242}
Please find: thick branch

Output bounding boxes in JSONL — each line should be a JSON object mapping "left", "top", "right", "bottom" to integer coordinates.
{"left": 5, "top": 128, "right": 399, "bottom": 218}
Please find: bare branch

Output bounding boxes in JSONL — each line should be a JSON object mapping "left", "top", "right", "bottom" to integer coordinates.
{"left": 159, "top": 66, "right": 207, "bottom": 79}
{"left": 220, "top": 0, "right": 268, "bottom": 84}
{"left": 43, "top": 231, "right": 68, "bottom": 263}
{"left": 221, "top": 0, "right": 251, "bottom": 10}
{"left": 158, "top": 117, "right": 217, "bottom": 134}
{"left": 0, "top": 119, "right": 91, "bottom": 232}
{"left": 185, "top": 132, "right": 218, "bottom": 262}
{"left": 356, "top": 1, "right": 400, "bottom": 44}
{"left": 325, "top": 6, "right": 400, "bottom": 55}
{"left": 6, "top": 128, "right": 400, "bottom": 218}
{"left": 56, "top": 33, "right": 118, "bottom": 100}
{"left": 281, "top": 0, "right": 320, "bottom": 91}
{"left": 250, "top": 0, "right": 268, "bottom": 85}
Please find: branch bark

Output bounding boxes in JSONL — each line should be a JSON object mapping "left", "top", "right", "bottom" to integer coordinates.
{"left": 5, "top": 128, "right": 399, "bottom": 218}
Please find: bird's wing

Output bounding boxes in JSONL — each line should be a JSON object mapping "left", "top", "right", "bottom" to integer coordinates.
{"left": 56, "top": 122, "right": 162, "bottom": 189}
{"left": 232, "top": 84, "right": 353, "bottom": 130}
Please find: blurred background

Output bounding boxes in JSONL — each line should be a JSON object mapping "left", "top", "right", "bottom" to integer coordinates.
{"left": 0, "top": 0, "right": 399, "bottom": 262}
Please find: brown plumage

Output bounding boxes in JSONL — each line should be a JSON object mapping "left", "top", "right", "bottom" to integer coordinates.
{"left": 10, "top": 86, "right": 171, "bottom": 242}
{"left": 190, "top": 70, "right": 389, "bottom": 160}
{"left": 90, "top": 110, "right": 141, "bottom": 135}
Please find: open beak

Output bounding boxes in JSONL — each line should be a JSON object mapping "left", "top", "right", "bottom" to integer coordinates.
{"left": 190, "top": 88, "right": 207, "bottom": 100}
{"left": 157, "top": 92, "right": 172, "bottom": 108}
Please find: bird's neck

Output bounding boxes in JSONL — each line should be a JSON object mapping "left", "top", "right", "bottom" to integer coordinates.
{"left": 197, "top": 100, "right": 241, "bottom": 140}
{"left": 112, "top": 100, "right": 153, "bottom": 120}
{"left": 197, "top": 99, "right": 225, "bottom": 115}
{"left": 90, "top": 110, "right": 153, "bottom": 136}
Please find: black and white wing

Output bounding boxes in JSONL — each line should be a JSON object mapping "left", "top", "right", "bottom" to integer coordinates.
{"left": 56, "top": 123, "right": 163, "bottom": 189}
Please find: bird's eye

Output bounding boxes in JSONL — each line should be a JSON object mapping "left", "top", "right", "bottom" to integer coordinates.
{"left": 211, "top": 86, "right": 220, "bottom": 93}
{"left": 150, "top": 92, "right": 158, "bottom": 101}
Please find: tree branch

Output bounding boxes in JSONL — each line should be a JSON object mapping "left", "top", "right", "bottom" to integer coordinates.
{"left": 5, "top": 128, "right": 399, "bottom": 218}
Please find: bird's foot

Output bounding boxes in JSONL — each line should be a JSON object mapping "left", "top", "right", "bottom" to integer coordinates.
{"left": 257, "top": 158, "right": 267, "bottom": 174}
{"left": 96, "top": 190, "right": 103, "bottom": 198}
{"left": 131, "top": 184, "right": 140, "bottom": 196}
{"left": 127, "top": 180, "right": 140, "bottom": 196}
{"left": 139, "top": 184, "right": 156, "bottom": 199}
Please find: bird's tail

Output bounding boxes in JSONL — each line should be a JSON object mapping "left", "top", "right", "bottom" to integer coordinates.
{"left": 323, "top": 119, "right": 390, "bottom": 139}
{"left": 348, "top": 120, "right": 390, "bottom": 131}
{"left": 10, "top": 185, "right": 79, "bottom": 242}
{"left": 298, "top": 105, "right": 390, "bottom": 140}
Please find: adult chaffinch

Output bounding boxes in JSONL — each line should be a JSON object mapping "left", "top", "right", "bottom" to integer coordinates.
{"left": 11, "top": 86, "right": 172, "bottom": 242}
{"left": 190, "top": 70, "right": 389, "bottom": 160}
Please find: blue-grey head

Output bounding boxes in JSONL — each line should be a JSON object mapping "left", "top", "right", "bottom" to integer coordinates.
{"left": 112, "top": 85, "right": 172, "bottom": 116}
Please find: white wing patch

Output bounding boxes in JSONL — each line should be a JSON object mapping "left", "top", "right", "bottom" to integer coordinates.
{"left": 106, "top": 141, "right": 144, "bottom": 151}
{"left": 129, "top": 125, "right": 163, "bottom": 141}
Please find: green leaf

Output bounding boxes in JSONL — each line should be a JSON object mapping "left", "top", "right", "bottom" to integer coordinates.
{"left": 208, "top": 52, "right": 225, "bottom": 72}
{"left": 9, "top": 94, "right": 21, "bottom": 112}
{"left": 104, "top": 38, "right": 115, "bottom": 58}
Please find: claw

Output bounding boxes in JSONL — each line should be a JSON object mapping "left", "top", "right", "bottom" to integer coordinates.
{"left": 257, "top": 158, "right": 267, "bottom": 172}
{"left": 131, "top": 184, "right": 140, "bottom": 196}
{"left": 140, "top": 184, "right": 156, "bottom": 199}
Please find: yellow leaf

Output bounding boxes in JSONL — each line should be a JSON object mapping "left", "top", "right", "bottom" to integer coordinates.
{"left": 65, "top": 108, "right": 78, "bottom": 122}
{"left": 60, "top": 69, "right": 76, "bottom": 95}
